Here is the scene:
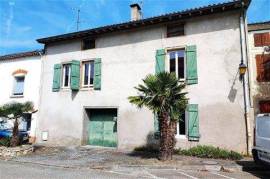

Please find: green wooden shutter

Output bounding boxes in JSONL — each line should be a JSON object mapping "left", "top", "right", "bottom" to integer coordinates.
{"left": 70, "top": 60, "right": 80, "bottom": 90}
{"left": 154, "top": 49, "right": 165, "bottom": 137}
{"left": 154, "top": 113, "right": 160, "bottom": 139}
{"left": 186, "top": 45, "right": 198, "bottom": 84}
{"left": 94, "top": 58, "right": 101, "bottom": 90}
{"left": 155, "top": 49, "right": 165, "bottom": 74}
{"left": 188, "top": 104, "right": 199, "bottom": 141}
{"left": 52, "top": 64, "right": 61, "bottom": 92}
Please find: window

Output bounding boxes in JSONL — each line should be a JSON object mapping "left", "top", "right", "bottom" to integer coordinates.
{"left": 62, "top": 64, "right": 71, "bottom": 88}
{"left": 82, "top": 38, "right": 95, "bottom": 50}
{"left": 82, "top": 61, "right": 95, "bottom": 87}
{"left": 167, "top": 49, "right": 185, "bottom": 80}
{"left": 256, "top": 54, "right": 270, "bottom": 82}
{"left": 175, "top": 112, "right": 186, "bottom": 137}
{"left": 254, "top": 32, "right": 270, "bottom": 47}
{"left": 259, "top": 101, "right": 270, "bottom": 113}
{"left": 167, "top": 24, "right": 184, "bottom": 37}
{"left": 13, "top": 76, "right": 25, "bottom": 96}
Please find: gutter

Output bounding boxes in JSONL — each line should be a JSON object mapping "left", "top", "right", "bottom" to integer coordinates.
{"left": 239, "top": 1, "right": 251, "bottom": 155}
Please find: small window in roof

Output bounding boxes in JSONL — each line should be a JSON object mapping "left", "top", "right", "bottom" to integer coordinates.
{"left": 167, "top": 24, "right": 184, "bottom": 37}
{"left": 82, "top": 38, "right": 95, "bottom": 50}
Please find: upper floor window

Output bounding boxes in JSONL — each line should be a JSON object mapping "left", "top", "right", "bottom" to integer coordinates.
{"left": 82, "top": 61, "right": 94, "bottom": 87}
{"left": 62, "top": 64, "right": 71, "bottom": 88}
{"left": 13, "top": 76, "right": 25, "bottom": 96}
{"left": 254, "top": 32, "right": 270, "bottom": 47}
{"left": 82, "top": 38, "right": 95, "bottom": 50}
{"left": 167, "top": 24, "right": 184, "bottom": 37}
{"left": 256, "top": 54, "right": 270, "bottom": 82}
{"left": 167, "top": 49, "right": 185, "bottom": 80}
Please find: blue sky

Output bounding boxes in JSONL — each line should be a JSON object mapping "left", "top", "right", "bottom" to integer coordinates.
{"left": 0, "top": 0, "right": 269, "bottom": 55}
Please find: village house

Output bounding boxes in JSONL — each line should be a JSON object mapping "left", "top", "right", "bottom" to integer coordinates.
{"left": 0, "top": 50, "right": 42, "bottom": 142}
{"left": 35, "top": 0, "right": 252, "bottom": 153}
{"left": 247, "top": 21, "right": 270, "bottom": 115}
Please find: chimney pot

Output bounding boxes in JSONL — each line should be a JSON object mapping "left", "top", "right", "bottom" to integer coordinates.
{"left": 130, "top": 3, "right": 142, "bottom": 21}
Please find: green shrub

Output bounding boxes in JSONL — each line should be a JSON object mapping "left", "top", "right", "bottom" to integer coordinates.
{"left": 0, "top": 137, "right": 10, "bottom": 147}
{"left": 175, "top": 145, "right": 242, "bottom": 160}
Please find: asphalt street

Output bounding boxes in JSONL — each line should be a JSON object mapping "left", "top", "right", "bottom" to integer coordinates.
{"left": 0, "top": 160, "right": 270, "bottom": 179}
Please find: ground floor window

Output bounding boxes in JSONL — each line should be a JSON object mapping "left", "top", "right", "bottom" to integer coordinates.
{"left": 176, "top": 112, "right": 186, "bottom": 137}
{"left": 259, "top": 101, "right": 270, "bottom": 113}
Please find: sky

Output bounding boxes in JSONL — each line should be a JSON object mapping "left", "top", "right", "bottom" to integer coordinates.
{"left": 0, "top": 0, "right": 269, "bottom": 55}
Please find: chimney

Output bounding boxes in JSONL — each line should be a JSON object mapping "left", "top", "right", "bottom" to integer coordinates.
{"left": 130, "top": 3, "right": 142, "bottom": 21}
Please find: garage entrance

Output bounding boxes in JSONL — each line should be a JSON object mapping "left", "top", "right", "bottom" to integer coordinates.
{"left": 87, "top": 108, "right": 117, "bottom": 147}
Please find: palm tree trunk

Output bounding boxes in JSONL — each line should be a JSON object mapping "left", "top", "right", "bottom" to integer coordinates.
{"left": 159, "top": 112, "right": 170, "bottom": 161}
{"left": 168, "top": 121, "right": 177, "bottom": 160}
{"left": 10, "top": 118, "right": 19, "bottom": 147}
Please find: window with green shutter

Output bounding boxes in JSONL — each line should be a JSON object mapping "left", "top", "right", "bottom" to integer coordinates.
{"left": 70, "top": 60, "right": 80, "bottom": 90}
{"left": 188, "top": 104, "right": 199, "bottom": 141}
{"left": 52, "top": 64, "right": 61, "bottom": 92}
{"left": 186, "top": 45, "right": 198, "bottom": 84}
{"left": 155, "top": 49, "right": 165, "bottom": 74}
{"left": 94, "top": 58, "right": 101, "bottom": 90}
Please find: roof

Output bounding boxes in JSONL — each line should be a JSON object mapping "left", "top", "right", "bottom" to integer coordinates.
{"left": 248, "top": 21, "right": 270, "bottom": 31}
{"left": 0, "top": 50, "right": 43, "bottom": 61}
{"left": 37, "top": 0, "right": 250, "bottom": 44}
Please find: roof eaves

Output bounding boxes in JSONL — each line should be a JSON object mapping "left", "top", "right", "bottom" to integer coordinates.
{"left": 0, "top": 50, "right": 44, "bottom": 61}
{"left": 37, "top": 0, "right": 249, "bottom": 44}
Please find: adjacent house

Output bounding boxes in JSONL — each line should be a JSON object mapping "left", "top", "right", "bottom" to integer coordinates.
{"left": 35, "top": 0, "right": 251, "bottom": 153}
{"left": 248, "top": 21, "right": 270, "bottom": 115}
{"left": 0, "top": 50, "right": 42, "bottom": 142}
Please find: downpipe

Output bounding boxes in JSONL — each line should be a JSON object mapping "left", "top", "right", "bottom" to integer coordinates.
{"left": 239, "top": 8, "right": 251, "bottom": 155}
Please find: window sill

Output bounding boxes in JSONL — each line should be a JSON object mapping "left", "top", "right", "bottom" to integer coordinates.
{"left": 175, "top": 135, "right": 187, "bottom": 139}
{"left": 80, "top": 87, "right": 94, "bottom": 91}
{"left": 10, "top": 95, "right": 24, "bottom": 98}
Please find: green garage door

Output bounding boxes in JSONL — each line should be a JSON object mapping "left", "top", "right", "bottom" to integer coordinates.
{"left": 88, "top": 109, "right": 117, "bottom": 147}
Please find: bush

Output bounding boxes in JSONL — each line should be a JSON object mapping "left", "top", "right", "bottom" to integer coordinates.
{"left": 0, "top": 137, "right": 10, "bottom": 147}
{"left": 175, "top": 145, "right": 243, "bottom": 160}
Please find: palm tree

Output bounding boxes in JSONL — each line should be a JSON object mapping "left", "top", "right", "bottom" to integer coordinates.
{"left": 0, "top": 101, "right": 34, "bottom": 147}
{"left": 128, "top": 72, "right": 188, "bottom": 161}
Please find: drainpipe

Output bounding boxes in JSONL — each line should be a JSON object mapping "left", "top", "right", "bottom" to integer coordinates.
{"left": 239, "top": 3, "right": 251, "bottom": 155}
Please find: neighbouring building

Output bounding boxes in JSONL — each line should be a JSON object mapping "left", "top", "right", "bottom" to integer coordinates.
{"left": 248, "top": 21, "right": 270, "bottom": 115}
{"left": 0, "top": 50, "right": 42, "bottom": 142}
{"left": 36, "top": 1, "right": 251, "bottom": 153}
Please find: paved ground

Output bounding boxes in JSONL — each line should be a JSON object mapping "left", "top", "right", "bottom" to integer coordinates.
{"left": 0, "top": 146, "right": 270, "bottom": 179}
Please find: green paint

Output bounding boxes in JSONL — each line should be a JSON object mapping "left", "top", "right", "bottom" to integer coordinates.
{"left": 155, "top": 49, "right": 165, "bottom": 74}
{"left": 188, "top": 104, "right": 199, "bottom": 141}
{"left": 71, "top": 60, "right": 80, "bottom": 90}
{"left": 94, "top": 58, "right": 101, "bottom": 90}
{"left": 88, "top": 109, "right": 117, "bottom": 147}
{"left": 186, "top": 45, "right": 198, "bottom": 84}
{"left": 52, "top": 64, "right": 61, "bottom": 92}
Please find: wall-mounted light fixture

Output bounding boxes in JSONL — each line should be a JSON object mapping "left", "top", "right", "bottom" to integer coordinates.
{"left": 239, "top": 62, "right": 247, "bottom": 76}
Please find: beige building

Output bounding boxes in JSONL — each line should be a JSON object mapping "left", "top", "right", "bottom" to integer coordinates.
{"left": 248, "top": 21, "right": 270, "bottom": 115}
{"left": 0, "top": 50, "right": 42, "bottom": 141}
{"left": 35, "top": 1, "right": 251, "bottom": 153}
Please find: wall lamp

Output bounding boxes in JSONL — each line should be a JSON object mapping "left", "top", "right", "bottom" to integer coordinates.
{"left": 239, "top": 62, "right": 247, "bottom": 76}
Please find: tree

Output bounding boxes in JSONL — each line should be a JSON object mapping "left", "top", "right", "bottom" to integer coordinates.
{"left": 0, "top": 101, "right": 34, "bottom": 147}
{"left": 128, "top": 72, "right": 188, "bottom": 161}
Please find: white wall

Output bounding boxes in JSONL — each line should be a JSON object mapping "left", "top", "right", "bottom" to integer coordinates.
{"left": 37, "top": 11, "right": 247, "bottom": 152}
{"left": 0, "top": 56, "right": 41, "bottom": 136}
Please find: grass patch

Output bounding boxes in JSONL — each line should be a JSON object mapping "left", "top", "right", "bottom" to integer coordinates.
{"left": 175, "top": 145, "right": 243, "bottom": 160}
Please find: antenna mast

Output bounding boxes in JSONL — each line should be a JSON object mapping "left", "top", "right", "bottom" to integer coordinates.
{"left": 76, "top": 9, "right": 81, "bottom": 31}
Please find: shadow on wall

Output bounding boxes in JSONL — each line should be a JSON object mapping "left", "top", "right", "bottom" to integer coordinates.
{"left": 128, "top": 132, "right": 160, "bottom": 159}
{"left": 228, "top": 70, "right": 240, "bottom": 103}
